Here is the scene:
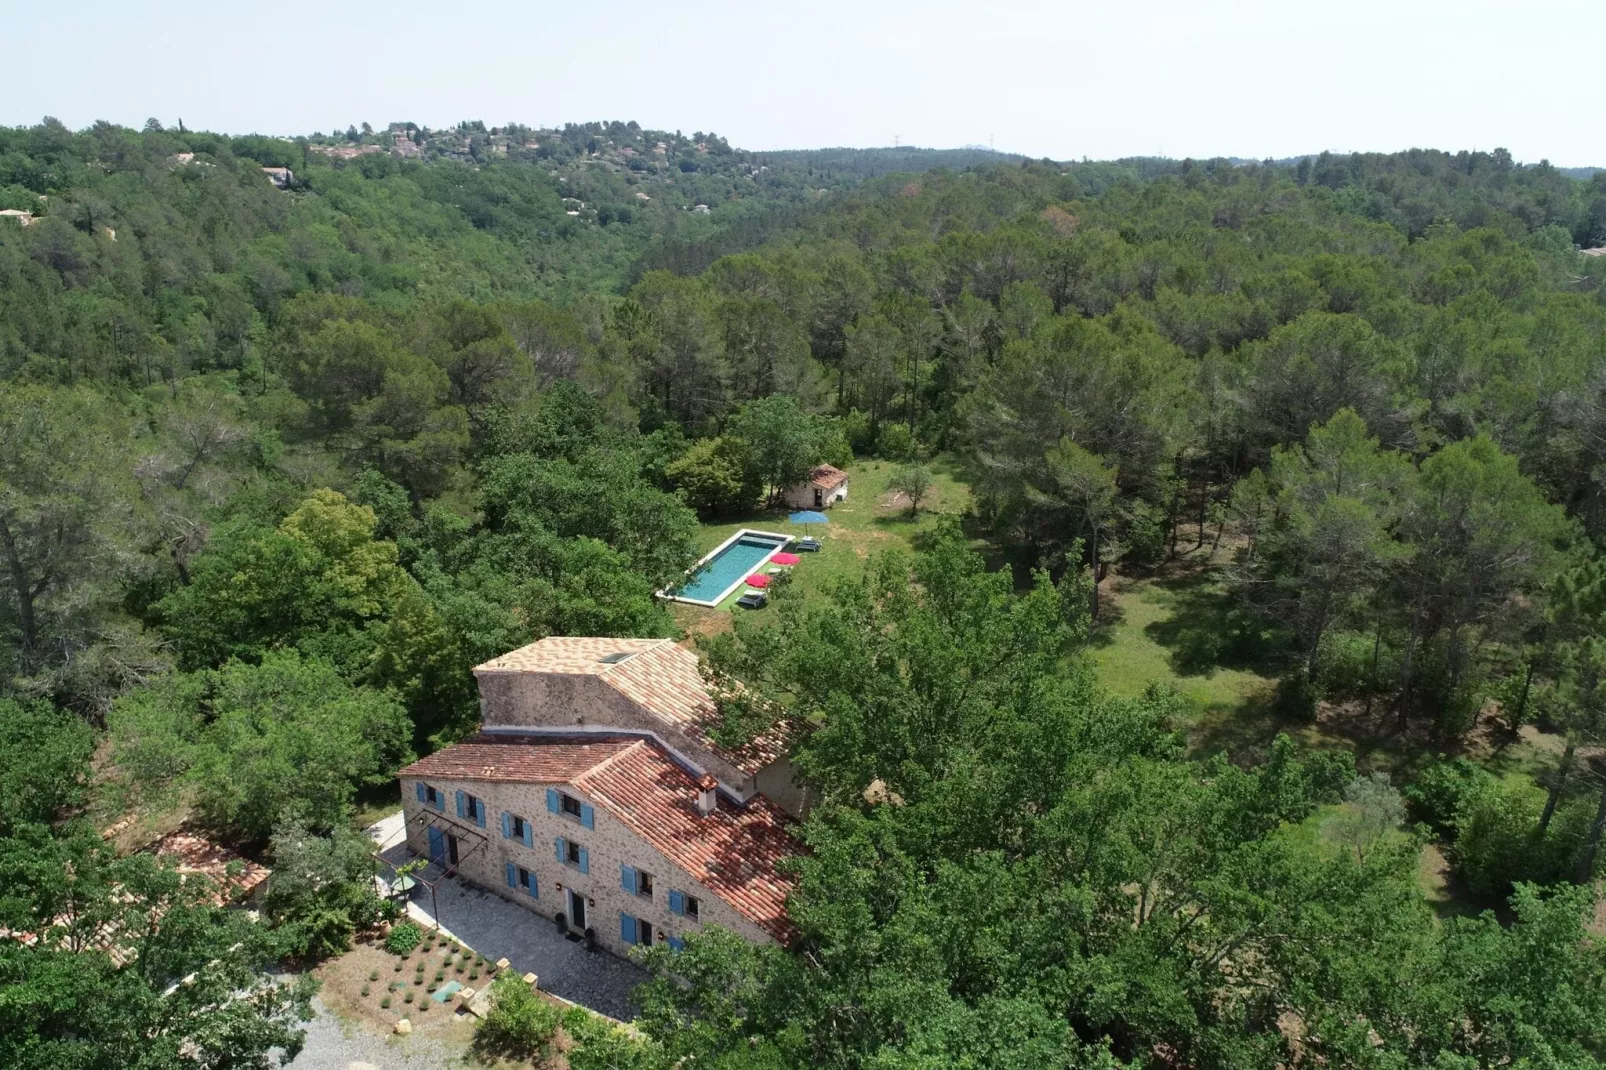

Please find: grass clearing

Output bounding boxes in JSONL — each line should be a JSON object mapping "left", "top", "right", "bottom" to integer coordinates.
{"left": 1089, "top": 550, "right": 1296, "bottom": 759}
{"left": 672, "top": 456, "right": 974, "bottom": 635}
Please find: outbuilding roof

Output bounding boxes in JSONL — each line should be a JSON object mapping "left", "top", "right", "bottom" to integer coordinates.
{"left": 398, "top": 734, "right": 799, "bottom": 941}
{"left": 806, "top": 463, "right": 848, "bottom": 489}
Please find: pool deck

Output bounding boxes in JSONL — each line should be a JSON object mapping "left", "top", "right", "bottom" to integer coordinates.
{"left": 661, "top": 527, "right": 791, "bottom": 608}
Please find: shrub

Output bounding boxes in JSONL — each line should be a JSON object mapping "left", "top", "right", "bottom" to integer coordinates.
{"left": 876, "top": 423, "right": 915, "bottom": 461}
{"left": 473, "top": 973, "right": 563, "bottom": 1063}
{"left": 1121, "top": 501, "right": 1168, "bottom": 571}
{"left": 368, "top": 969, "right": 379, "bottom": 982}
{"left": 1405, "top": 757, "right": 1494, "bottom": 836}
{"left": 393, "top": 962, "right": 403, "bottom": 972}
{"left": 434, "top": 969, "right": 445, "bottom": 983}
{"left": 664, "top": 435, "right": 762, "bottom": 518}
{"left": 470, "top": 969, "right": 481, "bottom": 981}
{"left": 455, "top": 962, "right": 465, "bottom": 974}
{"left": 1316, "top": 630, "right": 1390, "bottom": 696}
{"left": 1451, "top": 778, "right": 1565, "bottom": 895}
{"left": 404, "top": 991, "right": 414, "bottom": 1004}
{"left": 380, "top": 996, "right": 391, "bottom": 1009}
{"left": 385, "top": 920, "right": 423, "bottom": 956}
{"left": 1272, "top": 671, "right": 1322, "bottom": 722}
{"left": 360, "top": 984, "right": 370, "bottom": 997}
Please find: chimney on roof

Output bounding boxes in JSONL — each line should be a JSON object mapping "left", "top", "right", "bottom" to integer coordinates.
{"left": 695, "top": 775, "right": 718, "bottom": 816}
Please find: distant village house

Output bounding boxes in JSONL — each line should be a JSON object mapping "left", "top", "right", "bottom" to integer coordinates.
{"left": 261, "top": 166, "right": 294, "bottom": 188}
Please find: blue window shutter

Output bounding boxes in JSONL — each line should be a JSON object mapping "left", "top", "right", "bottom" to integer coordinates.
{"left": 555, "top": 837, "right": 566, "bottom": 862}
{"left": 475, "top": 802, "right": 486, "bottom": 829}
{"left": 415, "top": 782, "right": 426, "bottom": 803}
{"left": 527, "top": 872, "right": 538, "bottom": 899}
{"left": 620, "top": 865, "right": 637, "bottom": 895}
{"left": 668, "top": 936, "right": 685, "bottom": 952}
{"left": 577, "top": 847, "right": 589, "bottom": 874}
{"left": 522, "top": 822, "right": 533, "bottom": 848}
{"left": 501, "top": 812, "right": 512, "bottom": 839}
{"left": 580, "top": 803, "right": 595, "bottom": 829}
{"left": 668, "top": 889, "right": 685, "bottom": 916}
{"left": 455, "top": 791, "right": 466, "bottom": 818}
{"left": 506, "top": 862, "right": 517, "bottom": 888}
{"left": 546, "top": 788, "right": 560, "bottom": 813}
{"left": 620, "top": 913, "right": 637, "bottom": 945}
{"left": 433, "top": 789, "right": 444, "bottom": 812}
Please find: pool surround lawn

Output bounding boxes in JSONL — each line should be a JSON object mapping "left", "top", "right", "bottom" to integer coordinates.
{"left": 663, "top": 528, "right": 791, "bottom": 607}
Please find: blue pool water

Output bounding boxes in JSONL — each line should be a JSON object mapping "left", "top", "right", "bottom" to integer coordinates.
{"left": 675, "top": 533, "right": 788, "bottom": 602}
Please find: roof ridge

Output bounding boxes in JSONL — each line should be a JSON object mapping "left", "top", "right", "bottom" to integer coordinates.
{"left": 595, "top": 637, "right": 678, "bottom": 676}
{"left": 574, "top": 736, "right": 651, "bottom": 787}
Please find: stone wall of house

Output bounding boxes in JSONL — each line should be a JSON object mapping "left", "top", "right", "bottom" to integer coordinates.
{"left": 474, "top": 671, "right": 756, "bottom": 793}
{"left": 752, "top": 754, "right": 810, "bottom": 818}
{"left": 399, "top": 775, "right": 776, "bottom": 958}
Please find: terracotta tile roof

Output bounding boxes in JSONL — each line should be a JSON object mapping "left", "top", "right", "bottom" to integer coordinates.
{"left": 807, "top": 463, "right": 848, "bottom": 489}
{"left": 475, "top": 638, "right": 791, "bottom": 776}
{"left": 575, "top": 741, "right": 799, "bottom": 943}
{"left": 400, "top": 735, "right": 800, "bottom": 942}
{"left": 152, "top": 831, "right": 271, "bottom": 900}
{"left": 603, "top": 642, "right": 789, "bottom": 775}
{"left": 397, "top": 734, "right": 640, "bottom": 783}
{"left": 476, "top": 636, "right": 666, "bottom": 675}
{"left": 3, "top": 830, "right": 268, "bottom": 963}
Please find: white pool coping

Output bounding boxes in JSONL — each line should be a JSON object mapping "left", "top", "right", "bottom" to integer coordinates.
{"left": 660, "top": 527, "right": 792, "bottom": 607}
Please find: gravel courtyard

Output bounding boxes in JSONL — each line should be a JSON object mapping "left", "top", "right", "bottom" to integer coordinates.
{"left": 370, "top": 812, "right": 646, "bottom": 1021}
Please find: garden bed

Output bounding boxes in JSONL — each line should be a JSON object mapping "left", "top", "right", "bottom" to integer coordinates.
{"left": 315, "top": 925, "right": 501, "bottom": 1035}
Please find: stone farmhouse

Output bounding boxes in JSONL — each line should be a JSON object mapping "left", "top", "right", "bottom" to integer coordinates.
{"left": 396, "top": 637, "right": 802, "bottom": 958}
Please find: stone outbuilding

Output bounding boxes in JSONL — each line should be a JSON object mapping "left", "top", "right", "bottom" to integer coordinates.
{"left": 782, "top": 464, "right": 849, "bottom": 510}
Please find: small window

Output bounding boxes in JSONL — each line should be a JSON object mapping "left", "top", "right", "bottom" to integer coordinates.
{"left": 511, "top": 815, "right": 526, "bottom": 839}
{"left": 424, "top": 785, "right": 442, "bottom": 807}
{"left": 637, "top": 870, "right": 654, "bottom": 898}
{"left": 560, "top": 793, "right": 583, "bottom": 818}
{"left": 565, "top": 840, "right": 582, "bottom": 866}
{"left": 599, "top": 651, "right": 636, "bottom": 665}
{"left": 465, "top": 794, "right": 484, "bottom": 822}
{"left": 518, "top": 867, "right": 535, "bottom": 893}
{"left": 685, "top": 894, "right": 700, "bottom": 920}
{"left": 638, "top": 920, "right": 654, "bottom": 947}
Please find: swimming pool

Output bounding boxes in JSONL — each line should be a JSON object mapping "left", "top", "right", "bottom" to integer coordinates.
{"left": 666, "top": 529, "right": 790, "bottom": 606}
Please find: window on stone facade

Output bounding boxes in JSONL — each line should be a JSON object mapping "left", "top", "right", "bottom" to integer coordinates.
{"left": 464, "top": 793, "right": 485, "bottom": 823}
{"left": 637, "top": 870, "right": 654, "bottom": 898}
{"left": 685, "top": 894, "right": 700, "bottom": 920}
{"left": 560, "top": 792, "right": 583, "bottom": 818}
{"left": 511, "top": 814, "right": 526, "bottom": 839}
{"left": 424, "top": 785, "right": 442, "bottom": 808}
{"left": 565, "top": 840, "right": 582, "bottom": 866}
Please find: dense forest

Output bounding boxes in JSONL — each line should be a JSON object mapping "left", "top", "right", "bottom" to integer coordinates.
{"left": 3, "top": 116, "right": 1606, "bottom": 1068}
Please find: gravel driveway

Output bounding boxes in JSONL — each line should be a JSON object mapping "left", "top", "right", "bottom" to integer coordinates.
{"left": 286, "top": 995, "right": 468, "bottom": 1070}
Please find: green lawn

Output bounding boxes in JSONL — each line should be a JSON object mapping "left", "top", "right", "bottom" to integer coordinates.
{"left": 1089, "top": 555, "right": 1290, "bottom": 756}
{"left": 671, "top": 457, "right": 973, "bottom": 636}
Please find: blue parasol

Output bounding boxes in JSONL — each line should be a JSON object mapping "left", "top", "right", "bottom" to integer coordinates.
{"left": 788, "top": 510, "right": 830, "bottom": 538}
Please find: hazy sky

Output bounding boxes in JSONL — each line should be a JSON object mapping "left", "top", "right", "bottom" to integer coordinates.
{"left": 4, "top": 0, "right": 1602, "bottom": 164}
